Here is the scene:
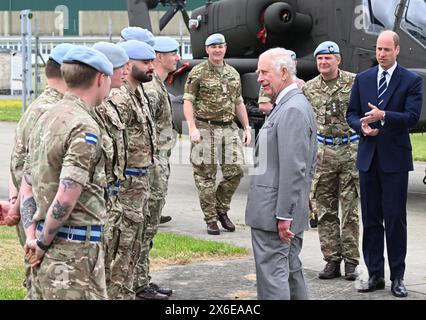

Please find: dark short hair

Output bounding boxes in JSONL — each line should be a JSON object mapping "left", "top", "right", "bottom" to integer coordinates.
{"left": 61, "top": 62, "right": 98, "bottom": 89}
{"left": 45, "top": 59, "right": 62, "bottom": 79}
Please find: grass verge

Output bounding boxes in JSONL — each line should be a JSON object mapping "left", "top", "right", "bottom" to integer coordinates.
{"left": 0, "top": 100, "right": 22, "bottom": 122}
{"left": 411, "top": 133, "right": 426, "bottom": 162}
{"left": 0, "top": 226, "right": 248, "bottom": 300}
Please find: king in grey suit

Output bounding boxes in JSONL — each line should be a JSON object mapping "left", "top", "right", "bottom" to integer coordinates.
{"left": 245, "top": 48, "right": 317, "bottom": 300}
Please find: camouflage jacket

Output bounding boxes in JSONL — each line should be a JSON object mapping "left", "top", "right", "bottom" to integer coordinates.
{"left": 109, "top": 80, "right": 155, "bottom": 168}
{"left": 28, "top": 93, "right": 106, "bottom": 226}
{"left": 10, "top": 86, "right": 63, "bottom": 189}
{"left": 258, "top": 86, "right": 273, "bottom": 104}
{"left": 143, "top": 73, "right": 174, "bottom": 153}
{"left": 94, "top": 99, "right": 128, "bottom": 185}
{"left": 183, "top": 60, "right": 243, "bottom": 123}
{"left": 303, "top": 70, "right": 356, "bottom": 137}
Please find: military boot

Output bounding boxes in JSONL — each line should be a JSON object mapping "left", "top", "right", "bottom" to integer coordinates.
{"left": 344, "top": 262, "right": 358, "bottom": 281}
{"left": 318, "top": 261, "right": 341, "bottom": 279}
{"left": 207, "top": 222, "right": 220, "bottom": 235}
{"left": 136, "top": 286, "right": 169, "bottom": 300}
{"left": 217, "top": 212, "right": 235, "bottom": 232}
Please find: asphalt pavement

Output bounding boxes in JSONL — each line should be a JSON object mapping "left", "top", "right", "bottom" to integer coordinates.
{"left": 1, "top": 122, "right": 425, "bottom": 300}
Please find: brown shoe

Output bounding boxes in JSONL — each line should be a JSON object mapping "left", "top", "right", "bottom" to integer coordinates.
{"left": 344, "top": 262, "right": 358, "bottom": 281}
{"left": 136, "top": 287, "right": 169, "bottom": 300}
{"left": 207, "top": 222, "right": 220, "bottom": 235}
{"left": 217, "top": 212, "right": 235, "bottom": 232}
{"left": 318, "top": 261, "right": 341, "bottom": 279}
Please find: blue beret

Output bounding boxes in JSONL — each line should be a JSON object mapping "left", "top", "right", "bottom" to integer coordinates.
{"left": 93, "top": 42, "right": 129, "bottom": 68}
{"left": 286, "top": 50, "right": 297, "bottom": 60}
{"left": 314, "top": 41, "right": 340, "bottom": 57}
{"left": 63, "top": 46, "right": 113, "bottom": 76}
{"left": 205, "top": 33, "right": 226, "bottom": 46}
{"left": 121, "top": 27, "right": 155, "bottom": 47}
{"left": 118, "top": 40, "right": 156, "bottom": 61}
{"left": 49, "top": 43, "right": 75, "bottom": 64}
{"left": 154, "top": 36, "right": 179, "bottom": 53}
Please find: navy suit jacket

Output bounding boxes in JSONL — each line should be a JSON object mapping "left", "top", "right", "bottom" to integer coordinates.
{"left": 346, "top": 64, "right": 422, "bottom": 173}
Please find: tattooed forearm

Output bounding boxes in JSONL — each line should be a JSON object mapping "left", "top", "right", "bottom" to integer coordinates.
{"left": 20, "top": 197, "right": 36, "bottom": 229}
{"left": 51, "top": 200, "right": 71, "bottom": 220}
{"left": 23, "top": 173, "right": 32, "bottom": 186}
{"left": 61, "top": 179, "right": 78, "bottom": 192}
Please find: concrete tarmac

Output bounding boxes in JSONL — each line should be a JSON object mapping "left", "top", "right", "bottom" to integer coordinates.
{"left": 1, "top": 123, "right": 425, "bottom": 300}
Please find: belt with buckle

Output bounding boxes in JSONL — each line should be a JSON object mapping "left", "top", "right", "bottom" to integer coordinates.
{"left": 36, "top": 222, "right": 102, "bottom": 242}
{"left": 317, "top": 133, "right": 359, "bottom": 146}
{"left": 125, "top": 167, "right": 149, "bottom": 177}
{"left": 195, "top": 116, "right": 233, "bottom": 127}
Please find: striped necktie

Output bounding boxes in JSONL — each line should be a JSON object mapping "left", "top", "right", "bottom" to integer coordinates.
{"left": 378, "top": 70, "right": 388, "bottom": 108}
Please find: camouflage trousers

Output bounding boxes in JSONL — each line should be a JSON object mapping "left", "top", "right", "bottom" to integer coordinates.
{"left": 103, "top": 195, "right": 123, "bottom": 290}
{"left": 190, "top": 122, "right": 244, "bottom": 223}
{"left": 29, "top": 237, "right": 107, "bottom": 300}
{"left": 108, "top": 175, "right": 150, "bottom": 300}
{"left": 134, "top": 154, "right": 170, "bottom": 292}
{"left": 312, "top": 144, "right": 360, "bottom": 265}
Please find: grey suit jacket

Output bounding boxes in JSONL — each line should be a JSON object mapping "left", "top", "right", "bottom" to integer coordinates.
{"left": 245, "top": 88, "right": 317, "bottom": 234}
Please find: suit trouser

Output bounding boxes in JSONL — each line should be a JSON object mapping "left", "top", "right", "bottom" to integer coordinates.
{"left": 359, "top": 153, "right": 408, "bottom": 281}
{"left": 251, "top": 228, "right": 308, "bottom": 300}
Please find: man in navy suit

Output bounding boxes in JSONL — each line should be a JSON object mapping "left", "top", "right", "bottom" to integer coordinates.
{"left": 347, "top": 30, "right": 423, "bottom": 298}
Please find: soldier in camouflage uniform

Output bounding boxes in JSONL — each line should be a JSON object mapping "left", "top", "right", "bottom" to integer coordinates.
{"left": 302, "top": 41, "right": 360, "bottom": 280}
{"left": 134, "top": 37, "right": 179, "bottom": 300}
{"left": 91, "top": 42, "right": 129, "bottom": 293}
{"left": 7, "top": 43, "right": 73, "bottom": 294}
{"left": 183, "top": 33, "right": 251, "bottom": 235}
{"left": 106, "top": 40, "right": 156, "bottom": 300}
{"left": 22, "top": 46, "right": 113, "bottom": 299}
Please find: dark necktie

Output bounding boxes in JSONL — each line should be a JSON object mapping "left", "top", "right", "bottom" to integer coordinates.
{"left": 378, "top": 70, "right": 388, "bottom": 108}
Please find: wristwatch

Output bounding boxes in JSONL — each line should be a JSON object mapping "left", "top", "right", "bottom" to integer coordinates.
{"left": 36, "top": 239, "right": 51, "bottom": 252}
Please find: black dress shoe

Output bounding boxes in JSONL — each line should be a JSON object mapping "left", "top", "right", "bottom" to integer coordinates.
{"left": 391, "top": 279, "right": 408, "bottom": 298}
{"left": 358, "top": 274, "right": 385, "bottom": 293}
{"left": 160, "top": 215, "right": 172, "bottom": 224}
{"left": 150, "top": 282, "right": 173, "bottom": 296}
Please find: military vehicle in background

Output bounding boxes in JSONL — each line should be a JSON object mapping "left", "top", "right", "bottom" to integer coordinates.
{"left": 127, "top": 0, "right": 426, "bottom": 134}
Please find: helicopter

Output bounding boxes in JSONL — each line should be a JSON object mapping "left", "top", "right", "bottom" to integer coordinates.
{"left": 127, "top": 0, "right": 426, "bottom": 134}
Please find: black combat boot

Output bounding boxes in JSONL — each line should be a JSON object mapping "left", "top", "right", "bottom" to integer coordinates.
{"left": 318, "top": 261, "right": 341, "bottom": 279}
{"left": 344, "top": 262, "right": 358, "bottom": 281}
{"left": 217, "top": 212, "right": 235, "bottom": 232}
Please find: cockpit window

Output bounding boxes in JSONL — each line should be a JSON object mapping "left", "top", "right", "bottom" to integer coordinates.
{"left": 362, "top": 0, "right": 399, "bottom": 34}
{"left": 401, "top": 0, "right": 426, "bottom": 48}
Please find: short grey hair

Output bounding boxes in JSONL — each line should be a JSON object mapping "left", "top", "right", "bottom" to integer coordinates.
{"left": 259, "top": 47, "right": 296, "bottom": 77}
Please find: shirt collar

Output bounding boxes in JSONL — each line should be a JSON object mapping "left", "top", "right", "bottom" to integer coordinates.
{"left": 378, "top": 62, "right": 397, "bottom": 79}
{"left": 275, "top": 82, "right": 298, "bottom": 106}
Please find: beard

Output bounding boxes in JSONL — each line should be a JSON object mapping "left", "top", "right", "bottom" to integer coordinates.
{"left": 131, "top": 65, "right": 153, "bottom": 83}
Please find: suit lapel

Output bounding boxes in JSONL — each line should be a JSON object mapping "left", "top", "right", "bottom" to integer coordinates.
{"left": 380, "top": 65, "right": 401, "bottom": 110}
{"left": 366, "top": 66, "right": 378, "bottom": 107}
{"left": 255, "top": 88, "right": 302, "bottom": 146}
